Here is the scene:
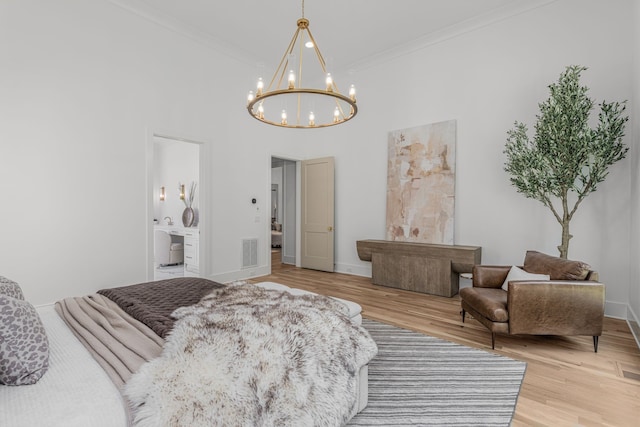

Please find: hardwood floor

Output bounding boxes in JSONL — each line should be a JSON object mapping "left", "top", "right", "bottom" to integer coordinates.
{"left": 257, "top": 250, "right": 640, "bottom": 426}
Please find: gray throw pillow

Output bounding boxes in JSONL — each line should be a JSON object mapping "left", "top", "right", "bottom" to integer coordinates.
{"left": 0, "top": 295, "right": 50, "bottom": 385}
{"left": 0, "top": 276, "right": 24, "bottom": 300}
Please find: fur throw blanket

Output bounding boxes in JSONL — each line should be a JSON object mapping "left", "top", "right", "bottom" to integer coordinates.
{"left": 124, "top": 284, "right": 378, "bottom": 427}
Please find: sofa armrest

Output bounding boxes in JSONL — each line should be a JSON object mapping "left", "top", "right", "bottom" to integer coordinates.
{"left": 472, "top": 265, "right": 511, "bottom": 288}
{"left": 507, "top": 281, "right": 605, "bottom": 335}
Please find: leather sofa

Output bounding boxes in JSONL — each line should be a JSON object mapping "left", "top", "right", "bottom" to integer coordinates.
{"left": 459, "top": 250, "right": 605, "bottom": 352}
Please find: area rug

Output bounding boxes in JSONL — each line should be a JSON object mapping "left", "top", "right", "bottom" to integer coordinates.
{"left": 348, "top": 319, "right": 527, "bottom": 426}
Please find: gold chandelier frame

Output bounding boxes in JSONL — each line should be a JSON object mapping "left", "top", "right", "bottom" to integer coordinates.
{"left": 247, "top": 4, "right": 357, "bottom": 129}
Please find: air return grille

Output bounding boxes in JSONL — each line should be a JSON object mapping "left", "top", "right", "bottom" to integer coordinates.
{"left": 242, "top": 238, "right": 258, "bottom": 268}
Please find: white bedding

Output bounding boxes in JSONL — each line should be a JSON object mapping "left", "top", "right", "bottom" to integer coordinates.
{"left": 0, "top": 305, "right": 127, "bottom": 427}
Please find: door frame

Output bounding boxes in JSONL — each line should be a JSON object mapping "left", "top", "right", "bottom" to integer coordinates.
{"left": 268, "top": 154, "right": 303, "bottom": 271}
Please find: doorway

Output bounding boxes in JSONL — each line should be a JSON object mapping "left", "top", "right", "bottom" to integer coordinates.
{"left": 150, "top": 134, "right": 202, "bottom": 280}
{"left": 271, "top": 157, "right": 297, "bottom": 268}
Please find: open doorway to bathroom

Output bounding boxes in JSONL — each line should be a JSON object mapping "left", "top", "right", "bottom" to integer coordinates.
{"left": 152, "top": 135, "right": 201, "bottom": 280}
{"left": 271, "top": 157, "right": 297, "bottom": 270}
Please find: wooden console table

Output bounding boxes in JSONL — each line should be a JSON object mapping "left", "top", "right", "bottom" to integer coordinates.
{"left": 356, "top": 240, "right": 481, "bottom": 297}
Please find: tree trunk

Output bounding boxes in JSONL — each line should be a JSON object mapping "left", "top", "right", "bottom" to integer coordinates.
{"left": 558, "top": 219, "right": 572, "bottom": 259}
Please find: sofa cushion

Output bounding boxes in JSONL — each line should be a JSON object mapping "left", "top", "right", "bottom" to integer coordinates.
{"left": 501, "top": 266, "right": 550, "bottom": 291}
{"left": 459, "top": 287, "right": 509, "bottom": 323}
{"left": 523, "top": 250, "right": 590, "bottom": 280}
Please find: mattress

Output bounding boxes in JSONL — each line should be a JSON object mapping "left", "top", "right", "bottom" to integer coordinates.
{"left": 0, "top": 305, "right": 127, "bottom": 427}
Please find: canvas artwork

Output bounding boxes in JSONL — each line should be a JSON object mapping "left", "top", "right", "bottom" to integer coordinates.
{"left": 386, "top": 120, "right": 456, "bottom": 244}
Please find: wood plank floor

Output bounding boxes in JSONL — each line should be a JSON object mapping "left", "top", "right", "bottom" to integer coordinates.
{"left": 253, "top": 250, "right": 640, "bottom": 426}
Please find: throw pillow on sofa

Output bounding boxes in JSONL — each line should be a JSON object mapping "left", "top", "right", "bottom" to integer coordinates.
{"left": 502, "top": 266, "right": 550, "bottom": 291}
{"left": 523, "top": 250, "right": 590, "bottom": 280}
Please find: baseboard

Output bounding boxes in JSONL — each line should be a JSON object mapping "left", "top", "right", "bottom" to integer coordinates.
{"left": 627, "top": 304, "right": 640, "bottom": 351}
{"left": 334, "top": 263, "right": 371, "bottom": 278}
{"left": 208, "top": 266, "right": 270, "bottom": 284}
{"left": 604, "top": 300, "right": 628, "bottom": 319}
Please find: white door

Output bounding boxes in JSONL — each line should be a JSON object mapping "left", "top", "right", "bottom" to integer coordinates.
{"left": 301, "top": 157, "right": 335, "bottom": 272}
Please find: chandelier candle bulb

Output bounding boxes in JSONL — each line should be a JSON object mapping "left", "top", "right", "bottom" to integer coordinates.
{"left": 288, "top": 70, "right": 296, "bottom": 89}
{"left": 349, "top": 85, "right": 356, "bottom": 101}
{"left": 326, "top": 73, "right": 333, "bottom": 91}
{"left": 334, "top": 107, "right": 340, "bottom": 123}
{"left": 247, "top": 91, "right": 254, "bottom": 105}
{"left": 309, "top": 111, "right": 315, "bottom": 126}
{"left": 281, "top": 110, "right": 287, "bottom": 125}
{"left": 256, "top": 78, "right": 264, "bottom": 96}
{"left": 258, "top": 104, "right": 264, "bottom": 119}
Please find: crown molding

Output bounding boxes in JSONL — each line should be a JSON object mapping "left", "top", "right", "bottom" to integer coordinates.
{"left": 347, "top": 0, "right": 559, "bottom": 72}
{"left": 107, "top": 0, "right": 258, "bottom": 66}
{"left": 108, "top": 0, "right": 558, "bottom": 72}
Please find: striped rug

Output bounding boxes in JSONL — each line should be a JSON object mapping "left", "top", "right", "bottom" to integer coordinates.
{"left": 348, "top": 319, "right": 527, "bottom": 426}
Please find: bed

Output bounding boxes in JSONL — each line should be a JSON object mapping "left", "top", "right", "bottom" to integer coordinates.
{"left": 1, "top": 277, "right": 376, "bottom": 426}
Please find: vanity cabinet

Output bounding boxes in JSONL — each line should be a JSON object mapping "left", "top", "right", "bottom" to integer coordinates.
{"left": 184, "top": 230, "right": 199, "bottom": 274}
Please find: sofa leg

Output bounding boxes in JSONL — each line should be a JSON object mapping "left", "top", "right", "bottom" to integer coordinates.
{"left": 491, "top": 333, "right": 495, "bottom": 350}
{"left": 593, "top": 336, "right": 599, "bottom": 353}
{"left": 461, "top": 309, "right": 466, "bottom": 323}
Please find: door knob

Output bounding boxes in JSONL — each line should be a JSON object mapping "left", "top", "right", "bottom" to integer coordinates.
{"left": 328, "top": 226, "right": 333, "bottom": 231}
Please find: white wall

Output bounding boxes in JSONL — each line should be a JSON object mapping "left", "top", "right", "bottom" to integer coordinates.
{"left": 1, "top": 0, "right": 636, "bottom": 321}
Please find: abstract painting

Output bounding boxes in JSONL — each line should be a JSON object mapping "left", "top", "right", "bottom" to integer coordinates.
{"left": 386, "top": 120, "right": 456, "bottom": 244}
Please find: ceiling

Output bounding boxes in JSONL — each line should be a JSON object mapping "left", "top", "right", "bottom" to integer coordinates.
{"left": 111, "top": 0, "right": 554, "bottom": 70}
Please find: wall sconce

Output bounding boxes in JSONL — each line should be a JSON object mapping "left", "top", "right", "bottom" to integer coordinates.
{"left": 160, "top": 186, "right": 165, "bottom": 201}
{"left": 179, "top": 184, "right": 185, "bottom": 200}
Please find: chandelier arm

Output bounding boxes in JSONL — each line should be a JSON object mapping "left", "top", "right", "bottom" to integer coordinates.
{"left": 295, "top": 27, "right": 306, "bottom": 124}
{"left": 305, "top": 28, "right": 327, "bottom": 74}
{"left": 306, "top": 26, "right": 343, "bottom": 95}
{"left": 298, "top": 29, "right": 305, "bottom": 88}
{"left": 335, "top": 98, "right": 347, "bottom": 119}
{"left": 267, "top": 27, "right": 302, "bottom": 91}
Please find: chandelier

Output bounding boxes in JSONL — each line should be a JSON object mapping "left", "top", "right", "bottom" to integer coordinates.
{"left": 246, "top": 0, "right": 358, "bottom": 129}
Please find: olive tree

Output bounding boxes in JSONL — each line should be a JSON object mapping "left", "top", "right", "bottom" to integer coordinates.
{"left": 504, "top": 65, "right": 628, "bottom": 259}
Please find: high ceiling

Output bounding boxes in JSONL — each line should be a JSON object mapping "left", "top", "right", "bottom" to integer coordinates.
{"left": 111, "top": 0, "right": 554, "bottom": 70}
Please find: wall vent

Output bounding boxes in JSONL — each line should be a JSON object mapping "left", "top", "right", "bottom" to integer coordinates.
{"left": 242, "top": 238, "right": 258, "bottom": 269}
